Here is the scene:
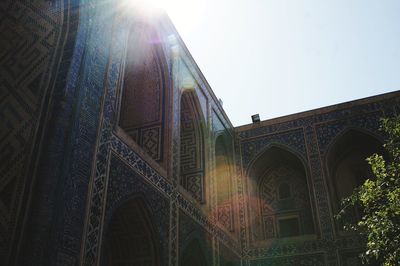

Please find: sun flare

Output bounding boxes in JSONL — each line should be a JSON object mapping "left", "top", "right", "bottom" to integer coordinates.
{"left": 122, "top": 0, "right": 206, "bottom": 33}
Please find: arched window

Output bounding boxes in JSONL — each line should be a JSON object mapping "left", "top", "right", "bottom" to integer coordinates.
{"left": 215, "top": 135, "right": 233, "bottom": 231}
{"left": 102, "top": 198, "right": 160, "bottom": 266}
{"left": 119, "top": 24, "right": 168, "bottom": 163}
{"left": 179, "top": 91, "right": 205, "bottom": 202}
{"left": 327, "top": 129, "right": 385, "bottom": 226}
{"left": 248, "top": 146, "right": 315, "bottom": 241}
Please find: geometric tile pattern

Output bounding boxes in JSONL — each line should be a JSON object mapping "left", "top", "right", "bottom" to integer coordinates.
{"left": 180, "top": 92, "right": 205, "bottom": 202}
{"left": 0, "top": 0, "right": 62, "bottom": 262}
{"left": 239, "top": 96, "right": 400, "bottom": 263}
{"left": 5, "top": 1, "right": 400, "bottom": 265}
{"left": 119, "top": 26, "right": 166, "bottom": 162}
{"left": 262, "top": 216, "right": 275, "bottom": 239}
{"left": 105, "top": 154, "right": 170, "bottom": 265}
{"left": 217, "top": 204, "right": 234, "bottom": 231}
{"left": 142, "top": 125, "right": 162, "bottom": 160}
{"left": 79, "top": 18, "right": 242, "bottom": 262}
{"left": 258, "top": 166, "right": 314, "bottom": 239}
{"left": 215, "top": 135, "right": 234, "bottom": 232}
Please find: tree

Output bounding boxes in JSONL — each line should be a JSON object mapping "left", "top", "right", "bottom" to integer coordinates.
{"left": 337, "top": 116, "right": 400, "bottom": 266}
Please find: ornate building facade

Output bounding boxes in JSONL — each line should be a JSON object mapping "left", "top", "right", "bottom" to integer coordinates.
{"left": 1, "top": 0, "right": 399, "bottom": 265}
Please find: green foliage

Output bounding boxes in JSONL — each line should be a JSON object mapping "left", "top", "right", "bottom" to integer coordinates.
{"left": 337, "top": 117, "right": 400, "bottom": 266}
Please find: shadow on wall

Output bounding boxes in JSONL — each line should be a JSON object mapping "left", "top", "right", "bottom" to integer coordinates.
{"left": 246, "top": 145, "right": 316, "bottom": 243}
{"left": 102, "top": 197, "right": 160, "bottom": 266}
{"left": 326, "top": 129, "right": 386, "bottom": 231}
{"left": 119, "top": 22, "right": 170, "bottom": 165}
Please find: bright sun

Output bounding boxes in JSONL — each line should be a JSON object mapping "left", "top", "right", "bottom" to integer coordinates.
{"left": 123, "top": 0, "right": 206, "bottom": 33}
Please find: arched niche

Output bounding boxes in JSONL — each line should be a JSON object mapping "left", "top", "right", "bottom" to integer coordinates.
{"left": 180, "top": 240, "right": 208, "bottom": 266}
{"left": 179, "top": 90, "right": 205, "bottom": 203}
{"left": 119, "top": 23, "right": 169, "bottom": 163}
{"left": 102, "top": 198, "right": 160, "bottom": 266}
{"left": 326, "top": 129, "right": 385, "bottom": 225}
{"left": 215, "top": 134, "right": 234, "bottom": 231}
{"left": 247, "top": 146, "right": 315, "bottom": 241}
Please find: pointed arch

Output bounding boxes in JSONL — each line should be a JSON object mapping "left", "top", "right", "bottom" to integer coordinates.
{"left": 215, "top": 134, "right": 234, "bottom": 231}
{"left": 119, "top": 23, "right": 170, "bottom": 163}
{"left": 102, "top": 197, "right": 160, "bottom": 266}
{"left": 247, "top": 145, "right": 315, "bottom": 241}
{"left": 215, "top": 134, "right": 231, "bottom": 203}
{"left": 246, "top": 144, "right": 307, "bottom": 180}
{"left": 326, "top": 128, "right": 385, "bottom": 225}
{"left": 179, "top": 90, "right": 206, "bottom": 202}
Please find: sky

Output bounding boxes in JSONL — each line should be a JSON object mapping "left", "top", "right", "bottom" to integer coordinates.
{"left": 164, "top": 0, "right": 400, "bottom": 126}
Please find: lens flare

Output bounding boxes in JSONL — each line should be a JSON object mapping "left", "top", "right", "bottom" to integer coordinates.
{"left": 120, "top": 0, "right": 206, "bottom": 34}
